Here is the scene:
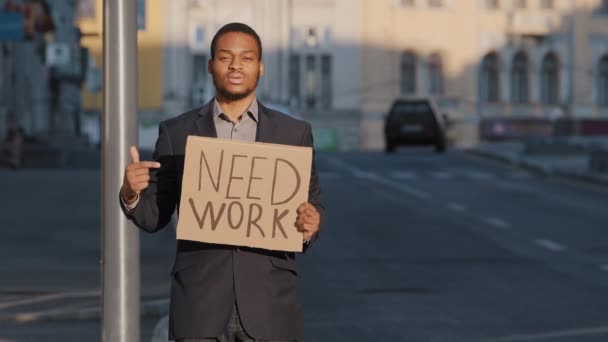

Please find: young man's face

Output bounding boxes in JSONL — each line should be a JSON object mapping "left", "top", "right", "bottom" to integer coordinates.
{"left": 209, "top": 31, "right": 264, "bottom": 101}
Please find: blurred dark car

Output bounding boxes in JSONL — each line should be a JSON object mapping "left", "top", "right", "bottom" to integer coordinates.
{"left": 384, "top": 98, "right": 446, "bottom": 153}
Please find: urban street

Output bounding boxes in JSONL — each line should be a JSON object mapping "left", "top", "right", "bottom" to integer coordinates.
{"left": 1, "top": 149, "right": 608, "bottom": 341}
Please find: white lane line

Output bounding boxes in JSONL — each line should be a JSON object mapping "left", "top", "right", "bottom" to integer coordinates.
{"left": 431, "top": 171, "right": 452, "bottom": 180}
{"left": 391, "top": 171, "right": 415, "bottom": 179}
{"left": 318, "top": 171, "right": 339, "bottom": 180}
{"left": 447, "top": 203, "right": 466, "bottom": 212}
{"left": 480, "top": 325, "right": 608, "bottom": 341}
{"left": 328, "top": 157, "right": 431, "bottom": 200}
{"left": 365, "top": 173, "right": 431, "bottom": 200}
{"left": 535, "top": 239, "right": 565, "bottom": 252}
{"left": 0, "top": 290, "right": 99, "bottom": 310}
{"left": 352, "top": 169, "right": 375, "bottom": 179}
{"left": 485, "top": 217, "right": 510, "bottom": 229}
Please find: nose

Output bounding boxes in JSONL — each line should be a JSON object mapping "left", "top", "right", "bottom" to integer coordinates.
{"left": 229, "top": 57, "right": 243, "bottom": 70}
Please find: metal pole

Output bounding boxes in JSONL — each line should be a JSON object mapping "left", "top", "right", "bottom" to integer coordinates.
{"left": 568, "top": 0, "right": 575, "bottom": 118}
{"left": 102, "top": 0, "right": 140, "bottom": 341}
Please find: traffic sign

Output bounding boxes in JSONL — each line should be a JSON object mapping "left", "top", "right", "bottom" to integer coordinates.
{"left": 0, "top": 11, "right": 24, "bottom": 41}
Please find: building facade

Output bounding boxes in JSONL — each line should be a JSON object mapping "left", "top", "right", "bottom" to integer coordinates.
{"left": 72, "top": 0, "right": 608, "bottom": 150}
{"left": 161, "top": 0, "right": 361, "bottom": 117}
{"left": 78, "top": 0, "right": 164, "bottom": 116}
{"left": 360, "top": 0, "right": 608, "bottom": 148}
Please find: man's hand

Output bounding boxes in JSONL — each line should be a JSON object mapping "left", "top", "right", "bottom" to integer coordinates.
{"left": 120, "top": 145, "right": 161, "bottom": 205}
{"left": 295, "top": 202, "right": 320, "bottom": 241}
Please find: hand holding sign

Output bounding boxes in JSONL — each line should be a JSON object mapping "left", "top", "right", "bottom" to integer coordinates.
{"left": 295, "top": 202, "right": 320, "bottom": 241}
{"left": 120, "top": 145, "right": 161, "bottom": 205}
{"left": 177, "top": 137, "right": 312, "bottom": 252}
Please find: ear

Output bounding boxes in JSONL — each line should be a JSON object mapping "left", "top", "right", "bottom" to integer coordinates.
{"left": 208, "top": 58, "right": 213, "bottom": 74}
{"left": 259, "top": 60, "right": 265, "bottom": 77}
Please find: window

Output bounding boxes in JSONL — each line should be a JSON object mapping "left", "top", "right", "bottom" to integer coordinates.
{"left": 195, "top": 27, "right": 205, "bottom": 44}
{"left": 485, "top": 0, "right": 500, "bottom": 10}
{"left": 77, "top": 0, "right": 96, "bottom": 19}
{"left": 540, "top": 0, "right": 554, "bottom": 10}
{"left": 511, "top": 51, "right": 529, "bottom": 104}
{"left": 305, "top": 55, "right": 317, "bottom": 109}
{"left": 598, "top": 55, "right": 608, "bottom": 106}
{"left": 428, "top": 53, "right": 444, "bottom": 95}
{"left": 289, "top": 55, "right": 301, "bottom": 108}
{"left": 598, "top": 0, "right": 608, "bottom": 15}
{"left": 513, "top": 0, "right": 526, "bottom": 9}
{"left": 137, "top": 0, "right": 146, "bottom": 30}
{"left": 480, "top": 52, "right": 500, "bottom": 103}
{"left": 321, "top": 55, "right": 332, "bottom": 109}
{"left": 400, "top": 51, "right": 417, "bottom": 95}
{"left": 540, "top": 53, "right": 560, "bottom": 105}
{"left": 428, "top": 0, "right": 444, "bottom": 7}
{"left": 305, "top": 28, "right": 318, "bottom": 48}
{"left": 190, "top": 54, "right": 208, "bottom": 106}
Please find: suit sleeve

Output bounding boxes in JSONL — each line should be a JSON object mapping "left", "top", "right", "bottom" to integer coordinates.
{"left": 119, "top": 121, "right": 179, "bottom": 233}
{"left": 300, "top": 122, "right": 325, "bottom": 252}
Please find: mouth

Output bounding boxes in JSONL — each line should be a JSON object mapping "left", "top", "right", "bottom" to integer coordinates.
{"left": 226, "top": 73, "right": 245, "bottom": 85}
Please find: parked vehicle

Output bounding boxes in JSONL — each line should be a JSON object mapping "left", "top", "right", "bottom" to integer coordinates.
{"left": 384, "top": 98, "right": 446, "bottom": 153}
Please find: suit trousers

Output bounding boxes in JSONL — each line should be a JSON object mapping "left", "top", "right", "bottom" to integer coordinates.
{"left": 176, "top": 303, "right": 295, "bottom": 342}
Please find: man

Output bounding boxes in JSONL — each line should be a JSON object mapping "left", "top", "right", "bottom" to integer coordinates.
{"left": 119, "top": 23, "right": 324, "bottom": 342}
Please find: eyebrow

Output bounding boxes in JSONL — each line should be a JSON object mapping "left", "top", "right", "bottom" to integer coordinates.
{"left": 217, "top": 49, "right": 257, "bottom": 55}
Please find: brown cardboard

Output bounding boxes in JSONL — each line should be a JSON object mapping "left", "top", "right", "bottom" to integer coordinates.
{"left": 176, "top": 136, "right": 312, "bottom": 252}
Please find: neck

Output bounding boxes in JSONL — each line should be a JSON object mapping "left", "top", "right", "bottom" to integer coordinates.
{"left": 216, "top": 93, "right": 256, "bottom": 122}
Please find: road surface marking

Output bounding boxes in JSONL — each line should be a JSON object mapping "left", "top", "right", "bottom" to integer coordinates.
{"left": 535, "top": 239, "right": 565, "bottom": 252}
{"left": 364, "top": 172, "right": 431, "bottom": 200}
{"left": 327, "top": 158, "right": 431, "bottom": 200}
{"left": 485, "top": 217, "right": 509, "bottom": 229}
{"left": 0, "top": 290, "right": 99, "bottom": 310}
{"left": 447, "top": 203, "right": 466, "bottom": 212}
{"left": 352, "top": 169, "right": 375, "bottom": 179}
{"left": 391, "top": 171, "right": 415, "bottom": 179}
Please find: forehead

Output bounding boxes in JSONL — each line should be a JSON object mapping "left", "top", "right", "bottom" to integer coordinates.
{"left": 215, "top": 31, "right": 259, "bottom": 55}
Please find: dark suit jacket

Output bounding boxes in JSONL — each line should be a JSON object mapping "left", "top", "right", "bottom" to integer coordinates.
{"left": 120, "top": 100, "right": 324, "bottom": 341}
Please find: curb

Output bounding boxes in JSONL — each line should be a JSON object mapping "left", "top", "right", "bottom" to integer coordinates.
{"left": 552, "top": 169, "right": 608, "bottom": 187}
{"left": 0, "top": 299, "right": 169, "bottom": 324}
{"left": 465, "top": 149, "right": 608, "bottom": 186}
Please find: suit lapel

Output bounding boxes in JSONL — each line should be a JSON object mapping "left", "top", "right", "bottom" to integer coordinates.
{"left": 256, "top": 101, "right": 276, "bottom": 143}
{"left": 193, "top": 100, "right": 218, "bottom": 138}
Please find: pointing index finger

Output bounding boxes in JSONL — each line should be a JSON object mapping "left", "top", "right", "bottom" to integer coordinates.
{"left": 130, "top": 145, "right": 140, "bottom": 163}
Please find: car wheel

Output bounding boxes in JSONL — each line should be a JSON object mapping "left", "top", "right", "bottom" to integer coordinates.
{"left": 434, "top": 137, "right": 446, "bottom": 154}
{"left": 385, "top": 143, "right": 396, "bottom": 153}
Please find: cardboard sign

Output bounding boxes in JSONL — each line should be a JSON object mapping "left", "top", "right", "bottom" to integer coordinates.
{"left": 176, "top": 136, "right": 312, "bottom": 252}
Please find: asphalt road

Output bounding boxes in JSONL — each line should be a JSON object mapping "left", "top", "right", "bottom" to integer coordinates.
{"left": 2, "top": 148, "right": 608, "bottom": 341}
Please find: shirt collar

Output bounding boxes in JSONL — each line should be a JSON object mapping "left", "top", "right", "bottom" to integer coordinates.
{"left": 213, "top": 97, "right": 259, "bottom": 123}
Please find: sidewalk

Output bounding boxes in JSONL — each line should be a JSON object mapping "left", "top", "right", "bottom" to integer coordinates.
{"left": 466, "top": 137, "right": 608, "bottom": 186}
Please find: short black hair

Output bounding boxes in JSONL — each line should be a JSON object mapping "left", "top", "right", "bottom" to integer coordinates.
{"left": 210, "top": 22, "right": 262, "bottom": 60}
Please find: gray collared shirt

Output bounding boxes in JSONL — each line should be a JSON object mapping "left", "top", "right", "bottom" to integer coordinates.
{"left": 212, "top": 97, "right": 258, "bottom": 142}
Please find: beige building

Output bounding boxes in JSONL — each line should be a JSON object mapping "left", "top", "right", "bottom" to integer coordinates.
{"left": 76, "top": 0, "right": 608, "bottom": 149}
{"left": 360, "top": 0, "right": 608, "bottom": 148}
